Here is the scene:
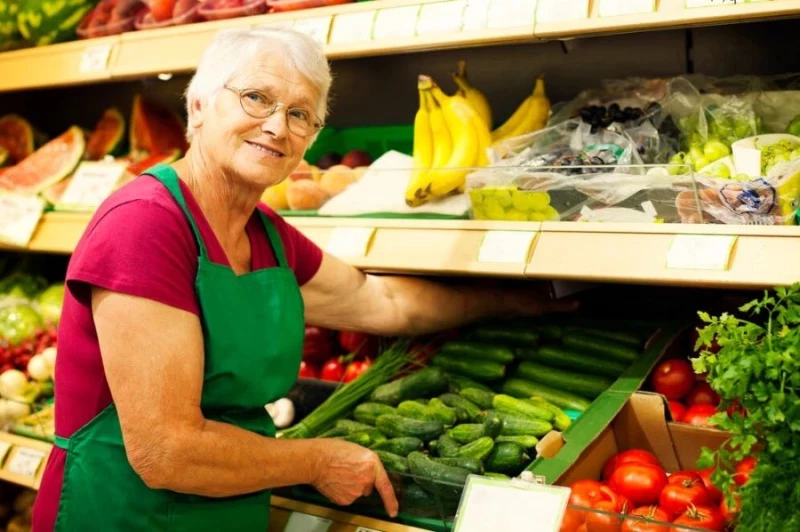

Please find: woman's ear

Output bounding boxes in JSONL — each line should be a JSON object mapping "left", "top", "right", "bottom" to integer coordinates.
{"left": 187, "top": 96, "right": 204, "bottom": 131}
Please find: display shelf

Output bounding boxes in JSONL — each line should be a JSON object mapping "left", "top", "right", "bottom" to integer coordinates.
{"left": 0, "top": 433, "right": 51, "bottom": 490}
{"left": 270, "top": 496, "right": 431, "bottom": 532}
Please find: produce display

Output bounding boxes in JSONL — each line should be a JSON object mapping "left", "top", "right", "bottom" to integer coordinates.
{"left": 298, "top": 325, "right": 379, "bottom": 382}
{"left": 0, "top": 487, "right": 37, "bottom": 532}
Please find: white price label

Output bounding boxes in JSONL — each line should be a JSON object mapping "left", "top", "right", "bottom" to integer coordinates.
{"left": 599, "top": 0, "right": 655, "bottom": 17}
{"left": 0, "top": 441, "right": 11, "bottom": 466}
{"left": 8, "top": 448, "right": 45, "bottom": 478}
{"left": 686, "top": 0, "right": 764, "bottom": 8}
{"left": 372, "top": 5, "right": 420, "bottom": 40}
{"left": 329, "top": 11, "right": 377, "bottom": 44}
{"left": 292, "top": 16, "right": 333, "bottom": 45}
{"left": 478, "top": 230, "right": 536, "bottom": 264}
{"left": 416, "top": 1, "right": 466, "bottom": 35}
{"left": 463, "top": 0, "right": 491, "bottom": 30}
{"left": 666, "top": 234, "right": 738, "bottom": 270}
{"left": 536, "top": 0, "right": 590, "bottom": 22}
{"left": 487, "top": 0, "right": 536, "bottom": 29}
{"left": 0, "top": 194, "right": 45, "bottom": 247}
{"left": 58, "top": 161, "right": 126, "bottom": 210}
{"left": 283, "top": 512, "right": 332, "bottom": 532}
{"left": 80, "top": 44, "right": 112, "bottom": 74}
{"left": 326, "top": 226, "right": 375, "bottom": 258}
{"left": 355, "top": 528, "right": 383, "bottom": 532}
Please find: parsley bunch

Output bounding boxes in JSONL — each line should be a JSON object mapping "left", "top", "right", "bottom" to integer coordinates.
{"left": 693, "top": 284, "right": 800, "bottom": 531}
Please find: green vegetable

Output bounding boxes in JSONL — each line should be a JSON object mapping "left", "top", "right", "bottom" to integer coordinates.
{"left": 564, "top": 326, "right": 642, "bottom": 347}
{"left": 369, "top": 366, "right": 449, "bottom": 406}
{"left": 431, "top": 354, "right": 506, "bottom": 382}
{"left": 448, "top": 424, "right": 485, "bottom": 444}
{"left": 0, "top": 304, "right": 43, "bottom": 346}
{"left": 439, "top": 393, "right": 481, "bottom": 421}
{"left": 525, "top": 397, "right": 572, "bottom": 431}
{"left": 492, "top": 394, "right": 554, "bottom": 422}
{"left": 319, "top": 426, "right": 348, "bottom": 438}
{"left": 401, "top": 483, "right": 441, "bottom": 517}
{"left": 516, "top": 346, "right": 626, "bottom": 379}
{"left": 354, "top": 403, "right": 397, "bottom": 425}
{"left": 446, "top": 374, "right": 493, "bottom": 393}
{"left": 459, "top": 387, "right": 495, "bottom": 410}
{"left": 431, "top": 456, "right": 484, "bottom": 474}
{"left": 37, "top": 283, "right": 64, "bottom": 324}
{"left": 375, "top": 450, "right": 409, "bottom": 474}
{"left": 341, "top": 432, "right": 373, "bottom": 446}
{"left": 408, "top": 452, "right": 471, "bottom": 501}
{"left": 426, "top": 398, "right": 458, "bottom": 426}
{"left": 485, "top": 442, "right": 529, "bottom": 476}
{"left": 482, "top": 411, "right": 503, "bottom": 439}
{"left": 463, "top": 324, "right": 539, "bottom": 347}
{"left": 561, "top": 332, "right": 639, "bottom": 363}
{"left": 502, "top": 379, "right": 592, "bottom": 412}
{"left": 496, "top": 435, "right": 539, "bottom": 448}
{"left": 335, "top": 419, "right": 376, "bottom": 434}
{"left": 516, "top": 361, "right": 612, "bottom": 399}
{"left": 397, "top": 400, "right": 429, "bottom": 420}
{"left": 435, "top": 434, "right": 461, "bottom": 458}
{"left": 371, "top": 437, "right": 424, "bottom": 455}
{"left": 487, "top": 410, "right": 553, "bottom": 437}
{"left": 376, "top": 414, "right": 444, "bottom": 441}
{"left": 453, "top": 436, "right": 494, "bottom": 461}
{"left": 484, "top": 472, "right": 510, "bottom": 480}
{"left": 439, "top": 341, "right": 515, "bottom": 364}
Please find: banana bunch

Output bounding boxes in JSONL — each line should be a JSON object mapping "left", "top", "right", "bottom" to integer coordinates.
{"left": 452, "top": 60, "right": 492, "bottom": 130}
{"left": 491, "top": 76, "right": 551, "bottom": 144}
{"left": 406, "top": 75, "right": 492, "bottom": 207}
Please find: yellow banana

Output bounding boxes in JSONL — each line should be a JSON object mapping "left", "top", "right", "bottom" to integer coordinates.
{"left": 452, "top": 60, "right": 492, "bottom": 129}
{"left": 491, "top": 96, "right": 532, "bottom": 142}
{"left": 406, "top": 83, "right": 434, "bottom": 206}
{"left": 507, "top": 77, "right": 550, "bottom": 139}
{"left": 429, "top": 83, "right": 479, "bottom": 197}
{"left": 425, "top": 90, "right": 453, "bottom": 169}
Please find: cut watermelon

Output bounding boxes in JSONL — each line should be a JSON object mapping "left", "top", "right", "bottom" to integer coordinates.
{"left": 125, "top": 149, "right": 181, "bottom": 176}
{"left": 0, "top": 114, "right": 34, "bottom": 164}
{"left": 0, "top": 126, "right": 85, "bottom": 195}
{"left": 86, "top": 108, "right": 126, "bottom": 161}
{"left": 130, "top": 95, "right": 188, "bottom": 156}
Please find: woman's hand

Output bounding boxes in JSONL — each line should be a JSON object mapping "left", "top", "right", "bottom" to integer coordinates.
{"left": 311, "top": 439, "right": 398, "bottom": 517}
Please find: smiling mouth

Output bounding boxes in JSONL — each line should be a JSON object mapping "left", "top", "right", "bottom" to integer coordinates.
{"left": 246, "top": 141, "right": 285, "bottom": 157}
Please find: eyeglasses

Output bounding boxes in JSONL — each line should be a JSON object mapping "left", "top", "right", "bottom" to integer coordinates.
{"left": 223, "top": 85, "right": 323, "bottom": 138}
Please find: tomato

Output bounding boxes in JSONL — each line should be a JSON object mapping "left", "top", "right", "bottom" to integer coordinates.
{"left": 725, "top": 400, "right": 747, "bottom": 419}
{"left": 685, "top": 382, "right": 721, "bottom": 407}
{"left": 298, "top": 360, "right": 319, "bottom": 379}
{"left": 576, "top": 525, "right": 589, "bottom": 532}
{"left": 696, "top": 468, "right": 722, "bottom": 505}
{"left": 585, "top": 499, "right": 624, "bottom": 532}
{"left": 621, "top": 506, "right": 670, "bottom": 532}
{"left": 719, "top": 493, "right": 740, "bottom": 525}
{"left": 338, "top": 331, "right": 379, "bottom": 358}
{"left": 682, "top": 404, "right": 718, "bottom": 427}
{"left": 560, "top": 508, "right": 585, "bottom": 532}
{"left": 149, "top": 0, "right": 177, "bottom": 21}
{"left": 651, "top": 359, "right": 695, "bottom": 400}
{"left": 667, "top": 401, "right": 687, "bottom": 422}
{"left": 670, "top": 505, "right": 725, "bottom": 531}
{"left": 609, "top": 463, "right": 668, "bottom": 506}
{"left": 733, "top": 457, "right": 756, "bottom": 487}
{"left": 320, "top": 357, "right": 345, "bottom": 382}
{"left": 659, "top": 475, "right": 712, "bottom": 517}
{"left": 343, "top": 358, "right": 372, "bottom": 383}
{"left": 302, "top": 326, "right": 335, "bottom": 365}
{"left": 602, "top": 450, "right": 662, "bottom": 481}
{"left": 569, "top": 479, "right": 606, "bottom": 508}
{"left": 667, "top": 471, "right": 701, "bottom": 485}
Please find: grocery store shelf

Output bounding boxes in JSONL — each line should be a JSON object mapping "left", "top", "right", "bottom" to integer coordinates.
{"left": 270, "top": 496, "right": 431, "bottom": 531}
{"left": 0, "top": 432, "right": 52, "bottom": 490}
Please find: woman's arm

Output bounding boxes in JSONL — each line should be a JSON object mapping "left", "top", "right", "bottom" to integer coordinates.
{"left": 301, "top": 253, "right": 576, "bottom": 335}
{"left": 92, "top": 288, "right": 397, "bottom": 515}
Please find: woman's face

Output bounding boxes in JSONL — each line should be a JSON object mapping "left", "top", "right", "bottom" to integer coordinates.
{"left": 191, "top": 53, "right": 321, "bottom": 189}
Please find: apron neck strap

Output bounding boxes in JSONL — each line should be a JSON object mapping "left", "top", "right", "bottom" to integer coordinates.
{"left": 257, "top": 210, "right": 289, "bottom": 269}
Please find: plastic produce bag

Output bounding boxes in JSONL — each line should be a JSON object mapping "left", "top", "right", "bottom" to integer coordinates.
{"left": 754, "top": 90, "right": 800, "bottom": 134}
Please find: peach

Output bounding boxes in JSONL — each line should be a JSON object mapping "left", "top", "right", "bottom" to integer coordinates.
{"left": 287, "top": 180, "right": 329, "bottom": 210}
{"left": 352, "top": 165, "right": 370, "bottom": 181}
{"left": 261, "top": 180, "right": 289, "bottom": 211}
{"left": 320, "top": 164, "right": 357, "bottom": 197}
{"left": 289, "top": 160, "right": 314, "bottom": 181}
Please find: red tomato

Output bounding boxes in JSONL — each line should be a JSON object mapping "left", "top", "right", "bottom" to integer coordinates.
{"left": 320, "top": 357, "right": 345, "bottom": 382}
{"left": 719, "top": 493, "right": 740, "bottom": 525}
{"left": 577, "top": 525, "right": 589, "bottom": 532}
{"left": 651, "top": 359, "right": 695, "bottom": 400}
{"left": 298, "top": 360, "right": 319, "bottom": 379}
{"left": 560, "top": 508, "right": 586, "bottom": 532}
{"left": 343, "top": 358, "right": 372, "bottom": 383}
{"left": 602, "top": 450, "right": 662, "bottom": 482}
{"left": 725, "top": 400, "right": 747, "bottom": 419}
{"left": 682, "top": 404, "right": 718, "bottom": 427}
{"left": 667, "top": 471, "right": 701, "bottom": 485}
{"left": 338, "top": 331, "right": 379, "bottom": 358}
{"left": 609, "top": 464, "right": 668, "bottom": 506}
{"left": 302, "top": 326, "right": 335, "bottom": 365}
{"left": 659, "top": 475, "right": 712, "bottom": 517}
{"left": 670, "top": 505, "right": 725, "bottom": 532}
{"left": 584, "top": 499, "right": 624, "bottom": 532}
{"left": 149, "top": 0, "right": 177, "bottom": 21}
{"left": 685, "top": 382, "right": 721, "bottom": 407}
{"left": 733, "top": 457, "right": 756, "bottom": 487}
{"left": 621, "top": 506, "right": 670, "bottom": 532}
{"left": 569, "top": 479, "right": 606, "bottom": 508}
{"left": 696, "top": 468, "right": 722, "bottom": 505}
{"left": 668, "top": 401, "right": 687, "bottom": 422}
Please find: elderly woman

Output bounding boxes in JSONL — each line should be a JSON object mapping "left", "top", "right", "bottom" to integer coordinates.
{"left": 33, "top": 28, "right": 573, "bottom": 531}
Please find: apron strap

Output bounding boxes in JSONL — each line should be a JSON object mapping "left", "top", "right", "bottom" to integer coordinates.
{"left": 146, "top": 164, "right": 209, "bottom": 261}
{"left": 257, "top": 210, "right": 289, "bottom": 269}
{"left": 54, "top": 434, "right": 70, "bottom": 450}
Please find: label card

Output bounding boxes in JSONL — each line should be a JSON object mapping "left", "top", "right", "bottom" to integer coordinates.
{"left": 326, "top": 226, "right": 376, "bottom": 258}
{"left": 354, "top": 528, "right": 382, "bottom": 532}
{"left": 462, "top": 0, "right": 492, "bottom": 31}
{"left": 686, "top": 0, "right": 766, "bottom": 8}
{"left": 0, "top": 441, "right": 11, "bottom": 466}
{"left": 283, "top": 512, "right": 332, "bottom": 532}
{"left": 453, "top": 475, "right": 570, "bottom": 532}
{"left": 416, "top": 1, "right": 466, "bottom": 35}
{"left": 598, "top": 0, "right": 656, "bottom": 17}
{"left": 536, "top": 0, "right": 590, "bottom": 22}
{"left": 487, "top": 0, "right": 537, "bottom": 29}
{"left": 0, "top": 194, "right": 46, "bottom": 248}
{"left": 372, "top": 5, "right": 420, "bottom": 40}
{"left": 292, "top": 16, "right": 333, "bottom": 46}
{"left": 8, "top": 448, "right": 45, "bottom": 478}
{"left": 478, "top": 230, "right": 536, "bottom": 264}
{"left": 58, "top": 162, "right": 127, "bottom": 211}
{"left": 80, "top": 43, "right": 113, "bottom": 74}
{"left": 329, "top": 11, "right": 377, "bottom": 44}
{"left": 666, "top": 234, "right": 738, "bottom": 270}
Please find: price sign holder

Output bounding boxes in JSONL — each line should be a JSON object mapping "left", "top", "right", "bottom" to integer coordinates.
{"left": 536, "top": 0, "right": 590, "bottom": 22}
{"left": 373, "top": 5, "right": 420, "bottom": 40}
{"left": 416, "top": 0, "right": 466, "bottom": 35}
{"left": 478, "top": 230, "right": 536, "bottom": 264}
{"left": 8, "top": 447, "right": 45, "bottom": 478}
{"left": 283, "top": 512, "right": 332, "bottom": 532}
{"left": 292, "top": 16, "right": 333, "bottom": 45}
{"left": 487, "top": 0, "right": 537, "bottom": 29}
{"left": 598, "top": 0, "right": 656, "bottom": 17}
{"left": 326, "top": 226, "right": 376, "bottom": 258}
{"left": 666, "top": 234, "right": 738, "bottom": 270}
{"left": 686, "top": 0, "right": 758, "bottom": 8}
{"left": 57, "top": 161, "right": 127, "bottom": 212}
{"left": 329, "top": 11, "right": 377, "bottom": 44}
{"left": 80, "top": 43, "right": 113, "bottom": 74}
{"left": 0, "top": 194, "right": 46, "bottom": 248}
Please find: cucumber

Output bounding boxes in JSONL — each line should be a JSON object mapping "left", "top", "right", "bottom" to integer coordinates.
{"left": 517, "top": 361, "right": 612, "bottom": 400}
{"left": 397, "top": 400, "right": 430, "bottom": 420}
{"left": 432, "top": 456, "right": 484, "bottom": 475}
{"left": 485, "top": 442, "right": 529, "bottom": 476}
{"left": 518, "top": 345, "right": 626, "bottom": 378}
{"left": 487, "top": 410, "right": 553, "bottom": 437}
{"left": 354, "top": 403, "right": 398, "bottom": 425}
{"left": 408, "top": 451, "right": 470, "bottom": 500}
{"left": 502, "top": 378, "right": 592, "bottom": 412}
{"left": 447, "top": 374, "right": 494, "bottom": 393}
{"left": 319, "top": 426, "right": 348, "bottom": 438}
{"left": 566, "top": 326, "right": 642, "bottom": 347}
{"left": 435, "top": 434, "right": 461, "bottom": 458}
{"left": 401, "top": 483, "right": 440, "bottom": 517}
{"left": 371, "top": 437, "right": 424, "bottom": 456}
{"left": 439, "top": 393, "right": 481, "bottom": 421}
{"left": 341, "top": 432, "right": 373, "bottom": 446}
{"left": 525, "top": 397, "right": 572, "bottom": 431}
{"left": 375, "top": 450, "right": 409, "bottom": 474}
{"left": 531, "top": 324, "right": 564, "bottom": 341}
{"left": 561, "top": 332, "right": 639, "bottom": 363}
{"left": 426, "top": 398, "right": 458, "bottom": 426}
{"left": 493, "top": 394, "right": 554, "bottom": 422}
{"left": 483, "top": 411, "right": 503, "bottom": 439}
{"left": 453, "top": 436, "right": 494, "bottom": 461}
{"left": 464, "top": 324, "right": 539, "bottom": 347}
{"left": 376, "top": 414, "right": 444, "bottom": 441}
{"left": 459, "top": 388, "right": 495, "bottom": 410}
{"left": 440, "top": 341, "right": 515, "bottom": 363}
{"left": 448, "top": 424, "right": 485, "bottom": 444}
{"left": 335, "top": 419, "right": 376, "bottom": 434}
{"left": 370, "top": 367, "right": 449, "bottom": 405}
{"left": 431, "top": 354, "right": 506, "bottom": 382}
{"left": 484, "top": 472, "right": 511, "bottom": 480}
{"left": 496, "top": 435, "right": 539, "bottom": 448}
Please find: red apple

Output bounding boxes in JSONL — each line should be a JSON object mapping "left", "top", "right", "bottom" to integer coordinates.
{"left": 341, "top": 149, "right": 372, "bottom": 169}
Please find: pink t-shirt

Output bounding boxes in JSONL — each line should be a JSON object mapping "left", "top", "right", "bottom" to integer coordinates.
{"left": 32, "top": 174, "right": 323, "bottom": 531}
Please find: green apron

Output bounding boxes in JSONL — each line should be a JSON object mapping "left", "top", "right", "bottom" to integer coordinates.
{"left": 53, "top": 164, "right": 305, "bottom": 531}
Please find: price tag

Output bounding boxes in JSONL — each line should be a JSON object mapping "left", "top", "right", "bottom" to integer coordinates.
{"left": 372, "top": 5, "right": 420, "bottom": 40}
{"left": 536, "top": 0, "right": 590, "bottom": 22}
{"left": 666, "top": 234, "right": 738, "bottom": 270}
{"left": 326, "top": 226, "right": 376, "bottom": 258}
{"left": 292, "top": 16, "right": 333, "bottom": 45}
{"left": 8, "top": 448, "right": 45, "bottom": 478}
{"left": 58, "top": 161, "right": 126, "bottom": 211}
{"left": 599, "top": 0, "right": 656, "bottom": 17}
{"left": 80, "top": 43, "right": 112, "bottom": 74}
{"left": 463, "top": 0, "right": 491, "bottom": 30}
{"left": 283, "top": 512, "right": 332, "bottom": 532}
{"left": 453, "top": 475, "right": 570, "bottom": 531}
{"left": 686, "top": 0, "right": 762, "bottom": 8}
{"left": 478, "top": 230, "right": 536, "bottom": 264}
{"left": 329, "top": 11, "right": 377, "bottom": 44}
{"left": 0, "top": 441, "right": 11, "bottom": 466}
{"left": 487, "top": 0, "right": 536, "bottom": 29}
{"left": 0, "top": 194, "right": 45, "bottom": 248}
{"left": 355, "top": 528, "right": 382, "bottom": 532}
{"left": 416, "top": 1, "right": 466, "bottom": 36}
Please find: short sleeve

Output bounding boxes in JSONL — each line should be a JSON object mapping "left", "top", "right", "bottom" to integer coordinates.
{"left": 67, "top": 199, "right": 200, "bottom": 315}
{"left": 260, "top": 206, "right": 323, "bottom": 286}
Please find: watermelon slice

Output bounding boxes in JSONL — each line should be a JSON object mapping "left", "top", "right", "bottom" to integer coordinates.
{"left": 130, "top": 95, "right": 188, "bottom": 156}
{"left": 0, "top": 126, "right": 85, "bottom": 195}
{"left": 86, "top": 108, "right": 126, "bottom": 161}
{"left": 0, "top": 115, "right": 35, "bottom": 164}
{"left": 125, "top": 149, "right": 181, "bottom": 176}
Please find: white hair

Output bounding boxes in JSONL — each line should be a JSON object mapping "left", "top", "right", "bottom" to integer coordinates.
{"left": 185, "top": 27, "right": 332, "bottom": 142}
